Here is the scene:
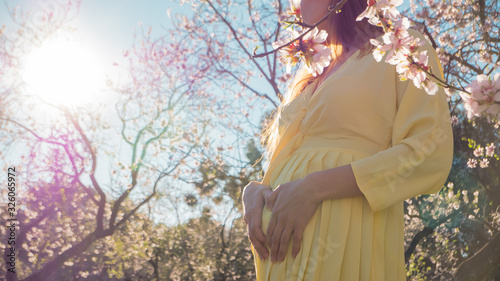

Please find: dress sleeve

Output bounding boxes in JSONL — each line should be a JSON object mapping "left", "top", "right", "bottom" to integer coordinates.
{"left": 350, "top": 32, "right": 454, "bottom": 212}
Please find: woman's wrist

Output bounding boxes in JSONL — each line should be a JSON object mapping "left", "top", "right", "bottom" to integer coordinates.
{"left": 306, "top": 164, "right": 363, "bottom": 202}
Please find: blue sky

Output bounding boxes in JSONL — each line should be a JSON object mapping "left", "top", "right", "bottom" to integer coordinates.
{"left": 72, "top": 0, "right": 188, "bottom": 65}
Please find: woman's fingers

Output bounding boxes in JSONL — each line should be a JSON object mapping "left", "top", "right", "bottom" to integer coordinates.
{"left": 269, "top": 220, "right": 286, "bottom": 262}
{"left": 266, "top": 209, "right": 278, "bottom": 248}
{"left": 246, "top": 208, "right": 268, "bottom": 260}
{"left": 277, "top": 226, "right": 293, "bottom": 262}
{"left": 249, "top": 226, "right": 268, "bottom": 260}
{"left": 250, "top": 212, "right": 266, "bottom": 244}
{"left": 266, "top": 184, "right": 293, "bottom": 262}
{"left": 292, "top": 226, "right": 304, "bottom": 258}
{"left": 263, "top": 186, "right": 282, "bottom": 261}
{"left": 265, "top": 218, "right": 304, "bottom": 262}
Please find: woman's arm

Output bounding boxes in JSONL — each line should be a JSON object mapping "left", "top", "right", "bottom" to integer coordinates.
{"left": 307, "top": 163, "right": 363, "bottom": 201}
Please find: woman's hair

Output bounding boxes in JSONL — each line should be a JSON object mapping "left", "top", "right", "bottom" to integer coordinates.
{"left": 261, "top": 0, "right": 382, "bottom": 166}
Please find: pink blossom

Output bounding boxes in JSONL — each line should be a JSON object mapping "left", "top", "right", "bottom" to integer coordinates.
{"left": 370, "top": 18, "right": 413, "bottom": 65}
{"left": 273, "top": 29, "right": 302, "bottom": 74}
{"left": 460, "top": 92, "right": 479, "bottom": 119}
{"left": 356, "top": 0, "right": 403, "bottom": 25}
{"left": 302, "top": 28, "right": 332, "bottom": 76}
{"left": 462, "top": 73, "right": 500, "bottom": 119}
{"left": 474, "top": 146, "right": 484, "bottom": 157}
{"left": 422, "top": 80, "right": 438, "bottom": 95}
{"left": 370, "top": 38, "right": 393, "bottom": 62}
{"left": 393, "top": 50, "right": 438, "bottom": 95}
{"left": 273, "top": 27, "right": 332, "bottom": 76}
{"left": 479, "top": 158, "right": 489, "bottom": 168}
{"left": 485, "top": 143, "right": 495, "bottom": 157}
{"left": 396, "top": 51, "right": 427, "bottom": 85}
{"left": 359, "top": 1, "right": 445, "bottom": 96}
{"left": 287, "top": 0, "right": 302, "bottom": 22}
{"left": 467, "top": 158, "right": 477, "bottom": 168}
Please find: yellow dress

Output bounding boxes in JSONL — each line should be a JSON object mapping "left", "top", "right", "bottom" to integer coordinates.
{"left": 253, "top": 30, "right": 454, "bottom": 281}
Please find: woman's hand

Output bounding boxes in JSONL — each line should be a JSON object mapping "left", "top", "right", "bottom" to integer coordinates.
{"left": 264, "top": 177, "right": 321, "bottom": 262}
{"left": 242, "top": 181, "right": 272, "bottom": 261}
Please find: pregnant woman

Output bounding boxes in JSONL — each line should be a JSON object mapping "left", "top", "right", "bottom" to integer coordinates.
{"left": 242, "top": 0, "right": 454, "bottom": 280}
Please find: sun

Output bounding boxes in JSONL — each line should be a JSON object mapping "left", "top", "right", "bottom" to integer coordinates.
{"left": 23, "top": 34, "right": 106, "bottom": 107}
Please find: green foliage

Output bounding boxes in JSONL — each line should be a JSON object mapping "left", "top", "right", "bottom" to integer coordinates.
{"left": 405, "top": 111, "right": 500, "bottom": 280}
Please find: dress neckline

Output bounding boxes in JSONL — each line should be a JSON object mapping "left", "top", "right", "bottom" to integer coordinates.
{"left": 282, "top": 38, "right": 381, "bottom": 110}
{"left": 310, "top": 48, "right": 361, "bottom": 100}
{"left": 287, "top": 48, "right": 362, "bottom": 111}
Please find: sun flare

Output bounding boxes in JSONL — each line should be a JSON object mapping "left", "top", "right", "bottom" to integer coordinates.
{"left": 23, "top": 35, "right": 106, "bottom": 106}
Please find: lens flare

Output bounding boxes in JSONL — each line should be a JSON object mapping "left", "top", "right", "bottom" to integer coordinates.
{"left": 23, "top": 34, "right": 106, "bottom": 107}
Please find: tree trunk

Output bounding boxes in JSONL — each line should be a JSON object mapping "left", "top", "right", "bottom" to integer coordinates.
{"left": 22, "top": 233, "right": 97, "bottom": 281}
{"left": 405, "top": 226, "right": 434, "bottom": 263}
{"left": 453, "top": 232, "right": 500, "bottom": 281}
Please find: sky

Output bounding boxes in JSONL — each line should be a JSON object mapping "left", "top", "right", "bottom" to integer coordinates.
{"left": 1, "top": 0, "right": 185, "bottom": 63}
{"left": 0, "top": 0, "right": 190, "bottom": 124}
{"left": 0, "top": 0, "right": 196, "bottom": 110}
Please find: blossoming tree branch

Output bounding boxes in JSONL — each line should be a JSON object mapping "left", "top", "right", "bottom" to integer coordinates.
{"left": 252, "top": 0, "right": 500, "bottom": 123}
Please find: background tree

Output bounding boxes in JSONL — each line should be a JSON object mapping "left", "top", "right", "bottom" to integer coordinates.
{"left": 0, "top": 1, "right": 216, "bottom": 280}
{"left": 399, "top": 1, "right": 500, "bottom": 280}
